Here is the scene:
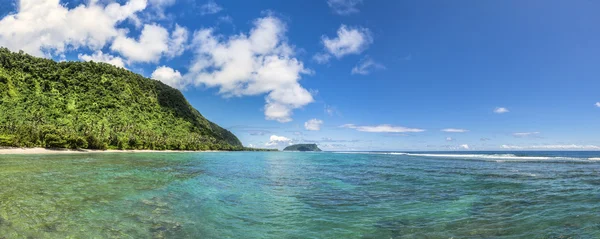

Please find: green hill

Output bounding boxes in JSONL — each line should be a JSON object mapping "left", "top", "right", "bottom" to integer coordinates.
{"left": 0, "top": 48, "right": 243, "bottom": 150}
{"left": 283, "top": 144, "right": 322, "bottom": 152}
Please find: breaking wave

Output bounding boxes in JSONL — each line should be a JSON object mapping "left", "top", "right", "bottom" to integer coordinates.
{"left": 334, "top": 152, "right": 599, "bottom": 161}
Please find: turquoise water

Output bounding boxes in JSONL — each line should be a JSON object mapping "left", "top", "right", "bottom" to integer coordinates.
{"left": 1, "top": 151, "right": 600, "bottom": 238}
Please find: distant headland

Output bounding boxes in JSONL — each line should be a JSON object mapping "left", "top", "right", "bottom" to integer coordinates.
{"left": 0, "top": 48, "right": 275, "bottom": 152}
{"left": 283, "top": 144, "right": 322, "bottom": 152}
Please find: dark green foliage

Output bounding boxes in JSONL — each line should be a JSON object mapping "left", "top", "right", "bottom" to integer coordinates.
{"left": 67, "top": 135, "right": 88, "bottom": 149}
{"left": 283, "top": 144, "right": 322, "bottom": 151}
{"left": 0, "top": 48, "right": 243, "bottom": 150}
{"left": 243, "top": 147, "right": 279, "bottom": 152}
{"left": 44, "top": 133, "right": 66, "bottom": 148}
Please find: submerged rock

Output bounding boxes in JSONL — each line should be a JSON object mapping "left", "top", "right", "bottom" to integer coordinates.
{"left": 150, "top": 221, "right": 183, "bottom": 239}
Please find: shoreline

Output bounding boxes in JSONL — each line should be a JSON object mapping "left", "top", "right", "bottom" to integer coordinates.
{"left": 0, "top": 147, "right": 220, "bottom": 155}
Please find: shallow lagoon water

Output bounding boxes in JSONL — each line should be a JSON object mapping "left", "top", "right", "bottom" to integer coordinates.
{"left": 1, "top": 151, "right": 600, "bottom": 238}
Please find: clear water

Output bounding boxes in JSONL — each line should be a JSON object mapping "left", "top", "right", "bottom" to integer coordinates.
{"left": 1, "top": 151, "right": 600, "bottom": 238}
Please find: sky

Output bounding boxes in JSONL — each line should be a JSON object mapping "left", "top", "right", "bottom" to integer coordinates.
{"left": 1, "top": 0, "right": 600, "bottom": 151}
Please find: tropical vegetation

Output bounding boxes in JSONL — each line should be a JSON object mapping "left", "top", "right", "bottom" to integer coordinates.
{"left": 0, "top": 48, "right": 266, "bottom": 151}
{"left": 283, "top": 144, "right": 322, "bottom": 151}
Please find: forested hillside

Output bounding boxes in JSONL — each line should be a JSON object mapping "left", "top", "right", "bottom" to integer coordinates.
{"left": 0, "top": 48, "right": 244, "bottom": 150}
{"left": 283, "top": 144, "right": 322, "bottom": 151}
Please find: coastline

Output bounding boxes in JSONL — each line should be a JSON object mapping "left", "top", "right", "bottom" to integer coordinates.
{"left": 0, "top": 147, "right": 219, "bottom": 155}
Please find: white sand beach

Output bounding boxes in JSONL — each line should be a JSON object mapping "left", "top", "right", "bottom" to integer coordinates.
{"left": 0, "top": 147, "right": 215, "bottom": 155}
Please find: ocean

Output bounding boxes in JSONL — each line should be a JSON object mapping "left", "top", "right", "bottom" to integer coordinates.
{"left": 1, "top": 151, "right": 599, "bottom": 238}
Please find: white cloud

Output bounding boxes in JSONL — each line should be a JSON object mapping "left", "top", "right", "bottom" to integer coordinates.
{"left": 494, "top": 107, "right": 509, "bottom": 114}
{"left": 341, "top": 124, "right": 425, "bottom": 133}
{"left": 0, "top": 0, "right": 147, "bottom": 57}
{"left": 513, "top": 132, "right": 540, "bottom": 138}
{"left": 78, "top": 50, "right": 125, "bottom": 68}
{"left": 265, "top": 135, "right": 292, "bottom": 147}
{"left": 111, "top": 24, "right": 170, "bottom": 63}
{"left": 151, "top": 66, "right": 185, "bottom": 89}
{"left": 150, "top": 0, "right": 175, "bottom": 8}
{"left": 200, "top": 0, "right": 223, "bottom": 15}
{"left": 501, "top": 144, "right": 600, "bottom": 150}
{"left": 149, "top": 0, "right": 175, "bottom": 17}
{"left": 339, "top": 124, "right": 356, "bottom": 128}
{"left": 459, "top": 144, "right": 470, "bottom": 150}
{"left": 167, "top": 24, "right": 188, "bottom": 58}
{"left": 595, "top": 102, "right": 600, "bottom": 108}
{"left": 312, "top": 52, "right": 332, "bottom": 64}
{"left": 304, "top": 119, "right": 324, "bottom": 131}
{"left": 319, "top": 25, "right": 372, "bottom": 59}
{"left": 327, "top": 0, "right": 363, "bottom": 15}
{"left": 446, "top": 137, "right": 454, "bottom": 141}
{"left": 185, "top": 16, "right": 313, "bottom": 123}
{"left": 351, "top": 56, "right": 385, "bottom": 75}
{"left": 441, "top": 128, "right": 469, "bottom": 133}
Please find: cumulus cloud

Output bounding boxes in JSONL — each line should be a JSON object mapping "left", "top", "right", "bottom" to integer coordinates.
{"left": 167, "top": 24, "right": 189, "bottom": 58}
{"left": 341, "top": 124, "right": 425, "bottom": 133}
{"left": 200, "top": 0, "right": 223, "bottom": 15}
{"left": 149, "top": 0, "right": 175, "bottom": 17}
{"left": 596, "top": 102, "right": 600, "bottom": 108}
{"left": 111, "top": 24, "right": 171, "bottom": 63}
{"left": 459, "top": 144, "right": 470, "bottom": 150}
{"left": 185, "top": 16, "right": 314, "bottom": 122}
{"left": 78, "top": 50, "right": 125, "bottom": 68}
{"left": 351, "top": 56, "right": 385, "bottom": 75}
{"left": 327, "top": 0, "right": 363, "bottom": 15}
{"left": 314, "top": 24, "right": 372, "bottom": 63}
{"left": 151, "top": 66, "right": 185, "bottom": 89}
{"left": 501, "top": 144, "right": 600, "bottom": 150}
{"left": 441, "top": 128, "right": 469, "bottom": 133}
{"left": 304, "top": 119, "right": 324, "bottom": 131}
{"left": 0, "top": 0, "right": 186, "bottom": 64}
{"left": 265, "top": 135, "right": 292, "bottom": 147}
{"left": 513, "top": 132, "right": 540, "bottom": 138}
{"left": 494, "top": 107, "right": 509, "bottom": 114}
{"left": 446, "top": 137, "right": 454, "bottom": 141}
{"left": 322, "top": 25, "right": 372, "bottom": 58}
{"left": 111, "top": 23, "right": 186, "bottom": 63}
{"left": 0, "top": 0, "right": 147, "bottom": 57}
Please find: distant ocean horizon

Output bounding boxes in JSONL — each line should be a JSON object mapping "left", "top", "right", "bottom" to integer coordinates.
{"left": 331, "top": 150, "right": 600, "bottom": 160}
{"left": 1, "top": 151, "right": 599, "bottom": 238}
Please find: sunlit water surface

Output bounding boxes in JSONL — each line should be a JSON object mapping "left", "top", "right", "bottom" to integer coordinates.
{"left": 1, "top": 151, "right": 600, "bottom": 238}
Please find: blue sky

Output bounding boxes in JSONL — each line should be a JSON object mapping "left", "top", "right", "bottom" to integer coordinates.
{"left": 1, "top": 0, "right": 600, "bottom": 151}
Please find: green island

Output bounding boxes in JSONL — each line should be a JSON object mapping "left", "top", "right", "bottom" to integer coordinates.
{"left": 283, "top": 144, "right": 322, "bottom": 152}
{"left": 0, "top": 48, "right": 274, "bottom": 151}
